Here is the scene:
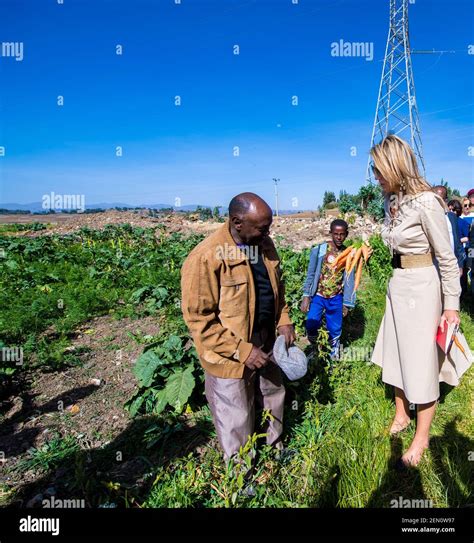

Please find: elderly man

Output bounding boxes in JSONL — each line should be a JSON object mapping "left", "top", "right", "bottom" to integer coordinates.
{"left": 181, "top": 192, "right": 295, "bottom": 461}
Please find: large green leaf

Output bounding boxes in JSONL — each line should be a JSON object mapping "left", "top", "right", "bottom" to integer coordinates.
{"left": 164, "top": 334, "right": 182, "bottom": 352}
{"left": 153, "top": 389, "right": 169, "bottom": 415}
{"left": 127, "top": 393, "right": 145, "bottom": 417}
{"left": 133, "top": 350, "right": 164, "bottom": 387}
{"left": 163, "top": 365, "right": 195, "bottom": 413}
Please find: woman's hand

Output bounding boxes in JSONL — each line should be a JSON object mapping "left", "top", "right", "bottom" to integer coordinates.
{"left": 439, "top": 309, "right": 460, "bottom": 330}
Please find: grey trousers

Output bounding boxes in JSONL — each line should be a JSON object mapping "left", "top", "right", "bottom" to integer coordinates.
{"left": 204, "top": 327, "right": 285, "bottom": 461}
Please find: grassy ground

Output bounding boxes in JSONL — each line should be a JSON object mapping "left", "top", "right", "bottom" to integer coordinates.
{"left": 141, "top": 274, "right": 474, "bottom": 508}
{"left": 0, "top": 227, "right": 472, "bottom": 508}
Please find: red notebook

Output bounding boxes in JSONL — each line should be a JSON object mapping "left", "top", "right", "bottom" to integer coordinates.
{"left": 436, "top": 321, "right": 459, "bottom": 354}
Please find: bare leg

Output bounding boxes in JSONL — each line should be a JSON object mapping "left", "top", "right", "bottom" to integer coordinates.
{"left": 390, "top": 386, "right": 411, "bottom": 434}
{"left": 401, "top": 400, "right": 436, "bottom": 466}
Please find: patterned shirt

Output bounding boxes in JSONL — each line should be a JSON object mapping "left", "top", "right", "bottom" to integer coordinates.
{"left": 316, "top": 244, "right": 345, "bottom": 298}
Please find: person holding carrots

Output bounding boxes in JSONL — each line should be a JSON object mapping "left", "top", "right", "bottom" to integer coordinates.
{"left": 300, "top": 219, "right": 363, "bottom": 360}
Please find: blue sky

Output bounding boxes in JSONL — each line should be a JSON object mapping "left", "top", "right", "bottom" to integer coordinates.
{"left": 0, "top": 0, "right": 473, "bottom": 210}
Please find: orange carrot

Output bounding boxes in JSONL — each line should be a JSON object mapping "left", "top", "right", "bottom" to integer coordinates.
{"left": 331, "top": 246, "right": 353, "bottom": 268}
{"left": 354, "top": 257, "right": 363, "bottom": 290}
{"left": 334, "top": 258, "right": 347, "bottom": 273}
{"left": 453, "top": 334, "right": 466, "bottom": 356}
{"left": 345, "top": 248, "right": 355, "bottom": 273}
{"left": 361, "top": 244, "right": 370, "bottom": 263}
{"left": 348, "top": 247, "right": 363, "bottom": 274}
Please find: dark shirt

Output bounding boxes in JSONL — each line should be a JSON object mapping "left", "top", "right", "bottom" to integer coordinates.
{"left": 247, "top": 246, "right": 275, "bottom": 332}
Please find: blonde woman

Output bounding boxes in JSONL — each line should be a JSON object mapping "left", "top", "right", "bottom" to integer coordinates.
{"left": 461, "top": 197, "right": 471, "bottom": 219}
{"left": 370, "top": 135, "right": 472, "bottom": 469}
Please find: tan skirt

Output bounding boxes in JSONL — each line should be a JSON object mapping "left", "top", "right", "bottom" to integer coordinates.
{"left": 371, "top": 264, "right": 473, "bottom": 404}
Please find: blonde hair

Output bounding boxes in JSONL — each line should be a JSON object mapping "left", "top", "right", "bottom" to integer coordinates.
{"left": 462, "top": 197, "right": 470, "bottom": 215}
{"left": 370, "top": 135, "right": 432, "bottom": 195}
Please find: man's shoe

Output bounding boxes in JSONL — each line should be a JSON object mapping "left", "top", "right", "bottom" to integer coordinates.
{"left": 239, "top": 483, "right": 256, "bottom": 497}
{"left": 274, "top": 447, "right": 297, "bottom": 464}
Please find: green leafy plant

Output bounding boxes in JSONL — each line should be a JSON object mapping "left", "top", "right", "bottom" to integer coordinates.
{"left": 125, "top": 334, "right": 200, "bottom": 416}
{"left": 367, "top": 234, "right": 392, "bottom": 286}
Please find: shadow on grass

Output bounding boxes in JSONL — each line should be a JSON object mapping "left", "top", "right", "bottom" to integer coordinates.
{"left": 0, "top": 385, "right": 98, "bottom": 459}
{"left": 4, "top": 408, "right": 214, "bottom": 508}
{"left": 341, "top": 303, "right": 366, "bottom": 345}
{"left": 366, "top": 436, "right": 427, "bottom": 507}
{"left": 283, "top": 307, "right": 368, "bottom": 440}
{"left": 366, "top": 417, "right": 473, "bottom": 507}
{"left": 429, "top": 417, "right": 474, "bottom": 507}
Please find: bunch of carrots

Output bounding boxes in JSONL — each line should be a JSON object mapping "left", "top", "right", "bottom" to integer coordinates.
{"left": 329, "top": 241, "right": 373, "bottom": 291}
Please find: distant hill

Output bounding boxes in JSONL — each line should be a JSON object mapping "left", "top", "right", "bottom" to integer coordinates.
{"left": 0, "top": 202, "right": 312, "bottom": 214}
{"left": 0, "top": 202, "right": 216, "bottom": 213}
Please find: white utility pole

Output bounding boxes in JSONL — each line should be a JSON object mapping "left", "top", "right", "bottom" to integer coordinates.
{"left": 273, "top": 177, "right": 280, "bottom": 217}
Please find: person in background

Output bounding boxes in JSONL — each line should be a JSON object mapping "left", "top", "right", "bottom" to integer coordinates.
{"left": 449, "top": 199, "right": 470, "bottom": 296}
{"left": 433, "top": 186, "right": 465, "bottom": 277}
{"left": 467, "top": 189, "right": 474, "bottom": 218}
{"left": 463, "top": 191, "right": 474, "bottom": 296}
{"left": 469, "top": 220, "right": 474, "bottom": 299}
{"left": 300, "top": 219, "right": 357, "bottom": 361}
{"left": 461, "top": 197, "right": 474, "bottom": 226}
{"left": 448, "top": 200, "right": 470, "bottom": 245}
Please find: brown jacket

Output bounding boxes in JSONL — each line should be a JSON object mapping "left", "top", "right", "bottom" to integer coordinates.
{"left": 181, "top": 220, "right": 293, "bottom": 379}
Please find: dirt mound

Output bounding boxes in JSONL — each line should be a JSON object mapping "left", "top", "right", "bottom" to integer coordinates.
{"left": 0, "top": 211, "right": 381, "bottom": 248}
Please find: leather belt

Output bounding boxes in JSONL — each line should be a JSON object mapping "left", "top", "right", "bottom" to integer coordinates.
{"left": 391, "top": 252, "right": 433, "bottom": 269}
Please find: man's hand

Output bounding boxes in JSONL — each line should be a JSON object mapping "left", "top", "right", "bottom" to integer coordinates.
{"left": 277, "top": 324, "right": 296, "bottom": 348}
{"left": 342, "top": 306, "right": 349, "bottom": 317}
{"left": 244, "top": 345, "right": 271, "bottom": 370}
{"left": 459, "top": 267, "right": 463, "bottom": 277}
{"left": 300, "top": 296, "right": 311, "bottom": 313}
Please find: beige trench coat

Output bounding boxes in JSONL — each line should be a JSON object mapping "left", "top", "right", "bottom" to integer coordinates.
{"left": 371, "top": 190, "right": 473, "bottom": 403}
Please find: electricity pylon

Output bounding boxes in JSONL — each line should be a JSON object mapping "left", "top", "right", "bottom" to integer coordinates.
{"left": 366, "top": 0, "right": 424, "bottom": 183}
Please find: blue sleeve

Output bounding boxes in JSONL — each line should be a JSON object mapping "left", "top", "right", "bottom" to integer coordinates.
{"left": 302, "top": 245, "right": 319, "bottom": 296}
{"left": 451, "top": 215, "right": 465, "bottom": 267}
{"left": 459, "top": 217, "right": 470, "bottom": 239}
{"left": 342, "top": 267, "right": 356, "bottom": 308}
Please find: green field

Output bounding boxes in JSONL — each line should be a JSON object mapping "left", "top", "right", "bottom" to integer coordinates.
{"left": 0, "top": 224, "right": 472, "bottom": 508}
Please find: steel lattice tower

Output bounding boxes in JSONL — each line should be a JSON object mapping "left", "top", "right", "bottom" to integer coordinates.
{"left": 366, "top": 0, "right": 424, "bottom": 183}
